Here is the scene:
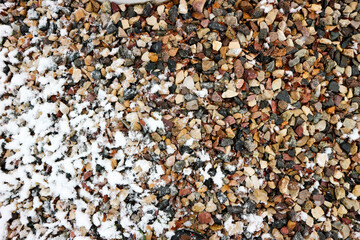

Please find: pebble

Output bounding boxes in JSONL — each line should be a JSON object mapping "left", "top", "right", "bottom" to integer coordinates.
{"left": 186, "top": 100, "right": 199, "bottom": 111}
{"left": 272, "top": 79, "right": 282, "bottom": 90}
{"left": 192, "top": 202, "right": 205, "bottom": 212}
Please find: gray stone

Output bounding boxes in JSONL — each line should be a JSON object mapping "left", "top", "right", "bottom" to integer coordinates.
{"left": 289, "top": 57, "right": 300, "bottom": 67}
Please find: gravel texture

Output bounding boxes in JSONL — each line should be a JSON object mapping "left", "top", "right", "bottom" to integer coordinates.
{"left": 0, "top": 0, "right": 360, "bottom": 239}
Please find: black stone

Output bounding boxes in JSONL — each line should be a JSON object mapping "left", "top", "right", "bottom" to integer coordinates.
{"left": 234, "top": 140, "right": 244, "bottom": 151}
{"left": 158, "top": 186, "right": 170, "bottom": 197}
{"left": 272, "top": 218, "right": 287, "bottom": 229}
{"left": 276, "top": 156, "right": 285, "bottom": 169}
{"left": 74, "top": 59, "right": 84, "bottom": 68}
{"left": 221, "top": 138, "right": 234, "bottom": 147}
{"left": 171, "top": 229, "right": 205, "bottom": 240}
{"left": 227, "top": 206, "right": 242, "bottom": 214}
{"left": 20, "top": 24, "right": 29, "bottom": 34}
{"left": 158, "top": 199, "right": 169, "bottom": 210}
{"left": 173, "top": 160, "right": 185, "bottom": 172}
{"left": 67, "top": 51, "right": 80, "bottom": 62}
{"left": 145, "top": 62, "right": 156, "bottom": 72}
{"left": 142, "top": 3, "right": 153, "bottom": 17}
{"left": 276, "top": 90, "right": 291, "bottom": 103}
{"left": 178, "top": 49, "right": 190, "bottom": 58}
{"left": 208, "top": 21, "right": 227, "bottom": 32}
{"left": 216, "top": 191, "right": 228, "bottom": 204}
{"left": 91, "top": 70, "right": 101, "bottom": 80}
{"left": 244, "top": 199, "right": 256, "bottom": 213}
{"left": 123, "top": 86, "right": 138, "bottom": 100}
{"left": 127, "top": 6, "right": 137, "bottom": 18}
{"left": 183, "top": 24, "right": 197, "bottom": 33}
{"left": 208, "top": 168, "right": 216, "bottom": 177}
{"left": 169, "top": 83, "right": 177, "bottom": 93}
{"left": 340, "top": 142, "right": 351, "bottom": 154}
{"left": 328, "top": 81, "right": 339, "bottom": 93}
{"left": 167, "top": 59, "right": 176, "bottom": 72}
{"left": 169, "top": 6, "right": 178, "bottom": 23}
{"left": 353, "top": 65, "right": 360, "bottom": 76}
{"left": 330, "top": 31, "right": 340, "bottom": 41}
{"left": 150, "top": 41, "right": 162, "bottom": 53}
{"left": 188, "top": 37, "right": 200, "bottom": 46}
{"left": 106, "top": 23, "right": 117, "bottom": 34}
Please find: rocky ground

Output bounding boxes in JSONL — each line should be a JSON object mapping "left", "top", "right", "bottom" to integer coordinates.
{"left": 0, "top": 0, "right": 360, "bottom": 239}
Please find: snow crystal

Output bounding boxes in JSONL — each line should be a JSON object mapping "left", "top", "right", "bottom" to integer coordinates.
{"left": 243, "top": 214, "right": 264, "bottom": 233}
{"left": 0, "top": 25, "right": 12, "bottom": 37}
{"left": 213, "top": 165, "right": 225, "bottom": 189}
{"left": 143, "top": 112, "right": 164, "bottom": 132}
{"left": 349, "top": 128, "right": 360, "bottom": 141}
{"left": 37, "top": 57, "right": 57, "bottom": 74}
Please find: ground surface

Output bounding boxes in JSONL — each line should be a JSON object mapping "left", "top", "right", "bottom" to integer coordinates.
{"left": 0, "top": 0, "right": 360, "bottom": 239}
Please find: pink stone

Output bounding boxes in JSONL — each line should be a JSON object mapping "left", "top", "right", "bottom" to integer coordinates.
{"left": 198, "top": 212, "right": 212, "bottom": 224}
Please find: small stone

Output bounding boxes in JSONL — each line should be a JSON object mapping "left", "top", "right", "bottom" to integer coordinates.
{"left": 178, "top": 0, "right": 188, "bottom": 14}
{"left": 213, "top": 41, "right": 222, "bottom": 51}
{"left": 266, "top": 61, "right": 275, "bottom": 72}
{"left": 311, "top": 206, "right": 324, "bottom": 219}
{"left": 146, "top": 16, "right": 157, "bottom": 26}
{"left": 265, "top": 9, "right": 278, "bottom": 25}
{"left": 272, "top": 79, "right": 282, "bottom": 90}
{"left": 192, "top": 202, "right": 205, "bottom": 212}
{"left": 206, "top": 199, "right": 217, "bottom": 212}
{"left": 173, "top": 160, "right": 185, "bottom": 172}
{"left": 328, "top": 81, "right": 339, "bottom": 93}
{"left": 244, "top": 139, "right": 256, "bottom": 152}
{"left": 278, "top": 177, "right": 289, "bottom": 194}
{"left": 335, "top": 187, "right": 346, "bottom": 200}
{"left": 234, "top": 59, "right": 244, "bottom": 78}
{"left": 276, "top": 90, "right": 291, "bottom": 103}
{"left": 198, "top": 212, "right": 212, "bottom": 224}
{"left": 179, "top": 188, "right": 191, "bottom": 196}
{"left": 91, "top": 70, "right": 101, "bottom": 80}
{"left": 353, "top": 185, "right": 360, "bottom": 197}
{"left": 192, "top": 0, "right": 206, "bottom": 13}
{"left": 169, "top": 6, "right": 178, "bottom": 23}
{"left": 202, "top": 60, "right": 215, "bottom": 71}
{"left": 150, "top": 41, "right": 162, "bottom": 53}
{"left": 316, "top": 153, "right": 328, "bottom": 167}
{"left": 272, "top": 69, "right": 284, "bottom": 78}
{"left": 289, "top": 57, "right": 300, "bottom": 67}
{"left": 123, "top": 87, "right": 138, "bottom": 100}
{"left": 208, "top": 22, "right": 227, "bottom": 32}
{"left": 106, "top": 23, "right": 117, "bottom": 34}
{"left": 295, "top": 49, "right": 308, "bottom": 58}
{"left": 186, "top": 100, "right": 199, "bottom": 111}
{"left": 240, "top": 1, "right": 253, "bottom": 13}
{"left": 101, "top": 0, "right": 111, "bottom": 14}
{"left": 340, "top": 142, "right": 351, "bottom": 154}
{"left": 222, "top": 90, "right": 237, "bottom": 98}
{"left": 254, "top": 189, "right": 268, "bottom": 203}
{"left": 183, "top": 76, "right": 194, "bottom": 90}
{"left": 74, "top": 9, "right": 85, "bottom": 22}
{"left": 84, "top": 171, "right": 93, "bottom": 181}
{"left": 72, "top": 68, "right": 82, "bottom": 83}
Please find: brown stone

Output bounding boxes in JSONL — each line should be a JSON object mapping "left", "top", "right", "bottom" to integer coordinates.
{"left": 74, "top": 9, "right": 85, "bottom": 22}
{"left": 234, "top": 59, "right": 244, "bottom": 78}
{"left": 198, "top": 212, "right": 212, "bottom": 224}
